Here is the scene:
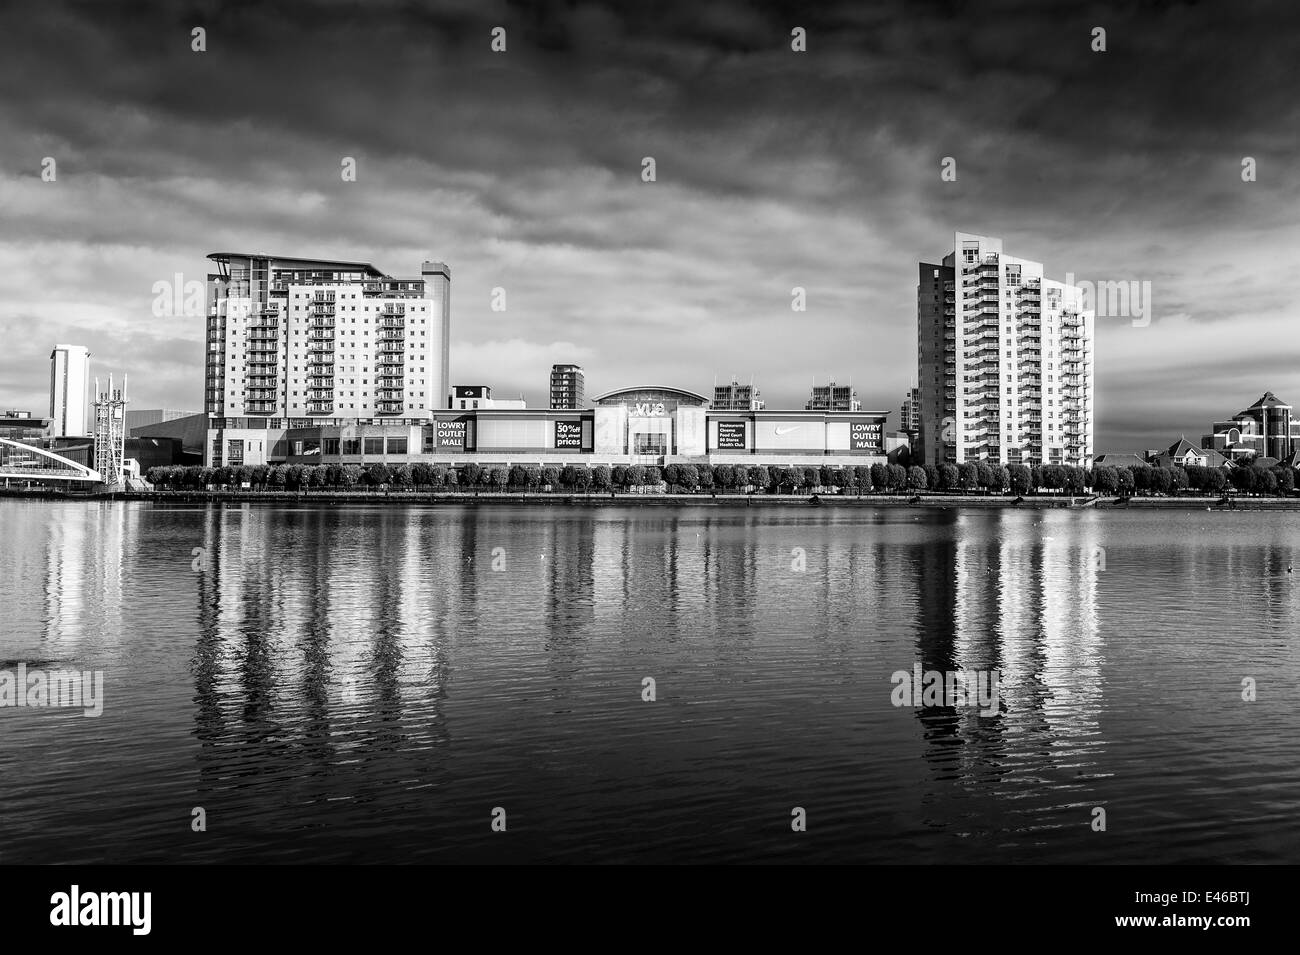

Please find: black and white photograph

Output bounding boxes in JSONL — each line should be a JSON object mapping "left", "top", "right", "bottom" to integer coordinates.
{"left": 0, "top": 0, "right": 1292, "bottom": 931}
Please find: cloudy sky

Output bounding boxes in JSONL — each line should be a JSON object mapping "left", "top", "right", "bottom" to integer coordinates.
{"left": 1, "top": 0, "right": 1297, "bottom": 450}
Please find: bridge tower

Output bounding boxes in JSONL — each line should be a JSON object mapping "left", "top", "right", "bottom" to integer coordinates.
{"left": 93, "top": 373, "right": 128, "bottom": 489}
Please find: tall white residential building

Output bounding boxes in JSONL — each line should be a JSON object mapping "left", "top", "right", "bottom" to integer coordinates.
{"left": 50, "top": 343, "right": 91, "bottom": 437}
{"left": 204, "top": 253, "right": 450, "bottom": 422}
{"left": 917, "top": 233, "right": 1094, "bottom": 468}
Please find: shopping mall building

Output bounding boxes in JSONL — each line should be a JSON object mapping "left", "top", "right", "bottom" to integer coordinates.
{"left": 186, "top": 252, "right": 894, "bottom": 471}
{"left": 201, "top": 386, "right": 893, "bottom": 469}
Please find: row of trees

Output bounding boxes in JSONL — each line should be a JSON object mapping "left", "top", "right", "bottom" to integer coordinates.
{"left": 146, "top": 460, "right": 1299, "bottom": 496}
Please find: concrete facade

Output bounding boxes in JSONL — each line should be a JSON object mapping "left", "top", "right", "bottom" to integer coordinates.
{"left": 49, "top": 344, "right": 91, "bottom": 438}
{"left": 126, "top": 408, "right": 201, "bottom": 434}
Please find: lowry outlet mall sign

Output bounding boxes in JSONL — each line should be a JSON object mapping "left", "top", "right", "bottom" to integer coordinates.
{"left": 436, "top": 420, "right": 468, "bottom": 449}
{"left": 850, "top": 419, "right": 883, "bottom": 451}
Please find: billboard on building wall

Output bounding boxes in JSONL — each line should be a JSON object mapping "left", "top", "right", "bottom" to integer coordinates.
{"left": 436, "top": 420, "right": 468, "bottom": 449}
{"left": 850, "top": 419, "right": 883, "bottom": 451}
{"left": 754, "top": 419, "right": 823, "bottom": 450}
{"left": 555, "top": 420, "right": 583, "bottom": 448}
{"left": 716, "top": 421, "right": 747, "bottom": 450}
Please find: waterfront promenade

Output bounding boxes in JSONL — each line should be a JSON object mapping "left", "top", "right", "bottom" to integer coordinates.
{"left": 4, "top": 487, "right": 1300, "bottom": 509}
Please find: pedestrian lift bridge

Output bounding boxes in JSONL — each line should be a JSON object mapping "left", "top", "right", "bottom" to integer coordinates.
{"left": 0, "top": 439, "right": 102, "bottom": 483}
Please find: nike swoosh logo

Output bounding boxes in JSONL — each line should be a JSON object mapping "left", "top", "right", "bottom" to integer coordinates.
{"left": 773, "top": 425, "right": 800, "bottom": 435}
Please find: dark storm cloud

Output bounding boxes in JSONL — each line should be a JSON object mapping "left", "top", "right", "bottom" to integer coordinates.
{"left": 1, "top": 0, "right": 1297, "bottom": 446}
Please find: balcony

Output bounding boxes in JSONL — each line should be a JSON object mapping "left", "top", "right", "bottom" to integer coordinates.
{"left": 309, "top": 331, "right": 335, "bottom": 342}
{"left": 306, "top": 401, "right": 334, "bottom": 415}
{"left": 310, "top": 317, "right": 336, "bottom": 328}
{"left": 311, "top": 293, "right": 336, "bottom": 303}
{"left": 375, "top": 401, "right": 404, "bottom": 415}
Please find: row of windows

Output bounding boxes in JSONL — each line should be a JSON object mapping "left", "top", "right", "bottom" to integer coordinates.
{"left": 227, "top": 329, "right": 431, "bottom": 337}
{"left": 321, "top": 437, "right": 409, "bottom": 455}
{"left": 292, "top": 292, "right": 428, "bottom": 305}
{"left": 225, "top": 401, "right": 430, "bottom": 412}
{"left": 229, "top": 366, "right": 430, "bottom": 374}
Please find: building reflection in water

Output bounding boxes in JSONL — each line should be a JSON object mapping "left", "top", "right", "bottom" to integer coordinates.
{"left": 41, "top": 501, "right": 133, "bottom": 652}
{"left": 911, "top": 509, "right": 1106, "bottom": 832}
{"left": 191, "top": 506, "right": 453, "bottom": 836}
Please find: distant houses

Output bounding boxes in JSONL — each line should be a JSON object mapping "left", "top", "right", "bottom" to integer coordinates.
{"left": 1096, "top": 392, "right": 1300, "bottom": 474}
{"left": 1149, "top": 438, "right": 1231, "bottom": 470}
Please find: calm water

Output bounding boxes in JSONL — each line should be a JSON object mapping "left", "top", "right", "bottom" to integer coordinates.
{"left": 0, "top": 499, "right": 1297, "bottom": 864}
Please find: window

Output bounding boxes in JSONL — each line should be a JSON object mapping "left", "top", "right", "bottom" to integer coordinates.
{"left": 342, "top": 438, "right": 361, "bottom": 455}
{"left": 324, "top": 438, "right": 340, "bottom": 455}
{"left": 387, "top": 437, "right": 407, "bottom": 454}
{"left": 364, "top": 437, "right": 384, "bottom": 455}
